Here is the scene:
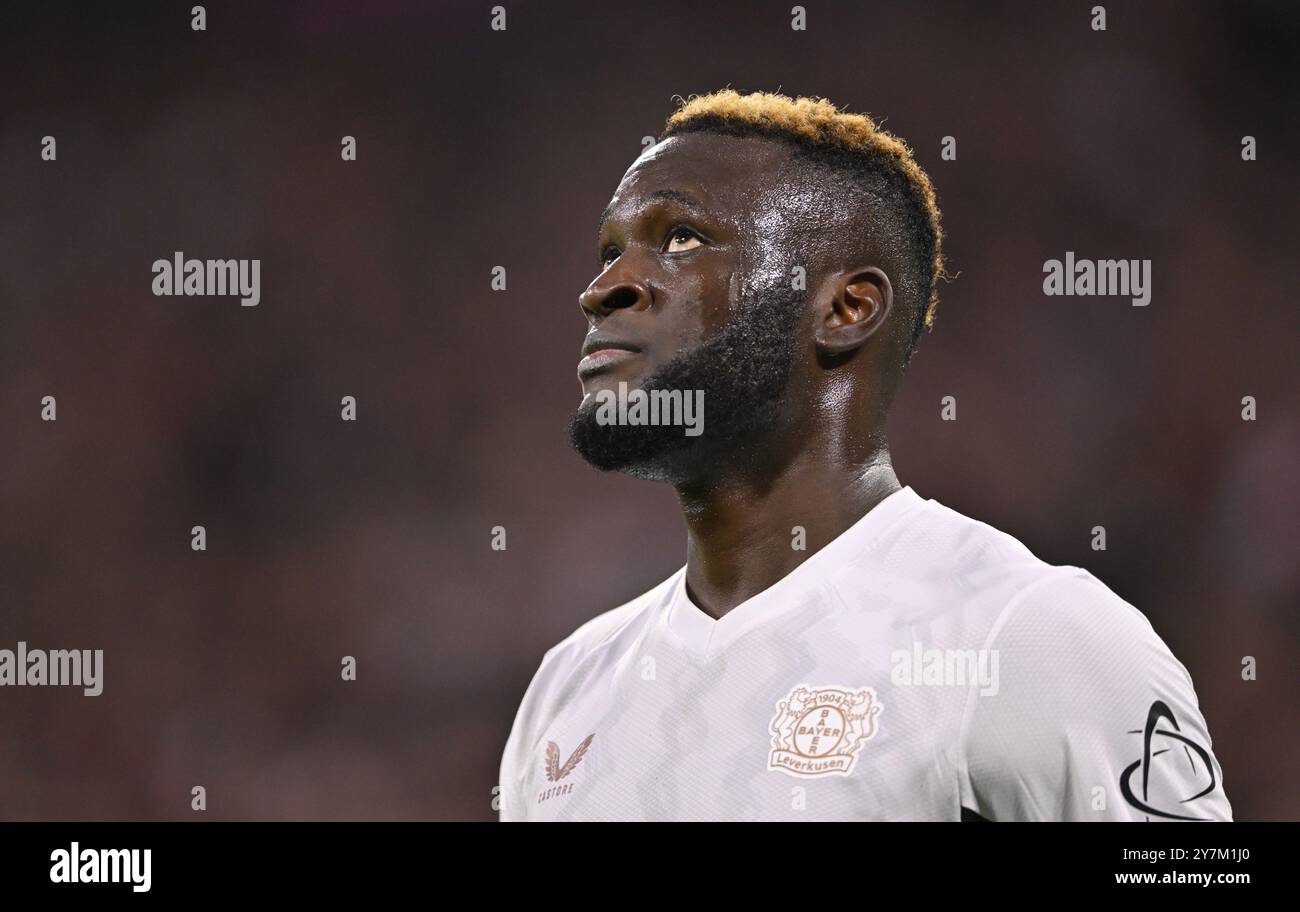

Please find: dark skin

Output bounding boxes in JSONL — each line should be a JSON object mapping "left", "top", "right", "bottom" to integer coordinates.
{"left": 578, "top": 132, "right": 906, "bottom": 619}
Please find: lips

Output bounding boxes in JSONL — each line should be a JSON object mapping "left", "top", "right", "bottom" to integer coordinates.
{"left": 578, "top": 347, "right": 639, "bottom": 376}
{"left": 581, "top": 338, "right": 639, "bottom": 358}
{"left": 578, "top": 339, "right": 641, "bottom": 377}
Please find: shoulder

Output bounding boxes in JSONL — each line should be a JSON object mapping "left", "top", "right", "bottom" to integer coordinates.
{"left": 500, "top": 570, "right": 677, "bottom": 795}
{"left": 832, "top": 491, "right": 1192, "bottom": 696}
{"left": 833, "top": 490, "right": 1118, "bottom": 642}
{"left": 540, "top": 571, "right": 676, "bottom": 671}
{"left": 518, "top": 570, "right": 677, "bottom": 713}
{"left": 995, "top": 566, "right": 1168, "bottom": 656}
{"left": 921, "top": 492, "right": 1179, "bottom": 664}
{"left": 889, "top": 492, "right": 1063, "bottom": 594}
{"left": 980, "top": 566, "right": 1195, "bottom": 708}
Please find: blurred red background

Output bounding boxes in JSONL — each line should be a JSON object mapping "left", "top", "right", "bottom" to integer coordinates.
{"left": 0, "top": 0, "right": 1295, "bottom": 819}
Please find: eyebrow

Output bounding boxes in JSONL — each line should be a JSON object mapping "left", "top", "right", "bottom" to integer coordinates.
{"left": 598, "top": 188, "right": 707, "bottom": 236}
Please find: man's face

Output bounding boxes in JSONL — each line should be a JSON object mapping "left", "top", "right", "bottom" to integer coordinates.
{"left": 568, "top": 132, "right": 811, "bottom": 480}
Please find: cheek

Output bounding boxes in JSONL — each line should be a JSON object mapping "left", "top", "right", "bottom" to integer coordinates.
{"left": 698, "top": 272, "right": 735, "bottom": 335}
{"left": 658, "top": 261, "right": 732, "bottom": 342}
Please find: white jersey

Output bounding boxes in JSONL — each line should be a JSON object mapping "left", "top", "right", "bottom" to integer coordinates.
{"left": 499, "top": 485, "right": 1231, "bottom": 821}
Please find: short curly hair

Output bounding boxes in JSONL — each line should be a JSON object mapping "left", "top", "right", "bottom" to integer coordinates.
{"left": 661, "top": 89, "right": 947, "bottom": 363}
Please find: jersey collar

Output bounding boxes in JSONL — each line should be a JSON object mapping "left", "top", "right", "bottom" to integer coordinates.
{"left": 662, "top": 485, "right": 924, "bottom": 658}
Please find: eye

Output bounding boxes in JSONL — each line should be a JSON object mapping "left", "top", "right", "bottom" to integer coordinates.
{"left": 665, "top": 226, "right": 703, "bottom": 253}
{"left": 600, "top": 246, "right": 621, "bottom": 269}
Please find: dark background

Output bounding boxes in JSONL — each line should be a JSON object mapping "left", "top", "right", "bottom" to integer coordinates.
{"left": 1, "top": 0, "right": 1295, "bottom": 820}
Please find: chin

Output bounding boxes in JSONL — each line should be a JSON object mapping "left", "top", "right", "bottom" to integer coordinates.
{"left": 615, "top": 457, "right": 686, "bottom": 484}
{"left": 568, "top": 408, "right": 701, "bottom": 483}
{"left": 578, "top": 372, "right": 649, "bottom": 401}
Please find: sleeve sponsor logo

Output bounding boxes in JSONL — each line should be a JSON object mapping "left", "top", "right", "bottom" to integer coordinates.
{"left": 1119, "top": 700, "right": 1221, "bottom": 821}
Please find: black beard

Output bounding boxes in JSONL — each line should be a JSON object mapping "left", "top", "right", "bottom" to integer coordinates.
{"left": 568, "top": 283, "right": 803, "bottom": 482}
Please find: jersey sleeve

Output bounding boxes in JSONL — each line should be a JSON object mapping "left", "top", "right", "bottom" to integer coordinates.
{"left": 498, "top": 646, "right": 557, "bottom": 822}
{"left": 497, "top": 698, "right": 529, "bottom": 822}
{"left": 498, "top": 639, "right": 580, "bottom": 822}
{"left": 958, "top": 570, "right": 1232, "bottom": 821}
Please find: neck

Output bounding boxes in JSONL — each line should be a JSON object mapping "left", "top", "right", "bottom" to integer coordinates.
{"left": 677, "top": 435, "right": 900, "bottom": 619}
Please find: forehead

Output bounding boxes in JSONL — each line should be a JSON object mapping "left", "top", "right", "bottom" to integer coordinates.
{"left": 605, "top": 132, "right": 795, "bottom": 221}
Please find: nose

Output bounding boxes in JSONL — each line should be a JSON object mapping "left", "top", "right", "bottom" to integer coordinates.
{"left": 579, "top": 270, "right": 653, "bottom": 324}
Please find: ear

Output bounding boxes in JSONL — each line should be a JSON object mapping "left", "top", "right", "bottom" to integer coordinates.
{"left": 813, "top": 267, "right": 893, "bottom": 356}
